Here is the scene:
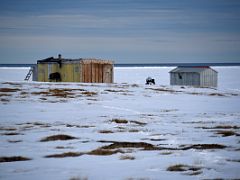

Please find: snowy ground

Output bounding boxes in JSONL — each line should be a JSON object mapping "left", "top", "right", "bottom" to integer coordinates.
{"left": 0, "top": 67, "right": 240, "bottom": 180}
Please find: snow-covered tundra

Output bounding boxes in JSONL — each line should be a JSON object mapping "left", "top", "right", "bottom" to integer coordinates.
{"left": 0, "top": 67, "right": 240, "bottom": 180}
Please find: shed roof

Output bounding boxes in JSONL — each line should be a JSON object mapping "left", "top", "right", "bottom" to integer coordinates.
{"left": 169, "top": 66, "right": 217, "bottom": 73}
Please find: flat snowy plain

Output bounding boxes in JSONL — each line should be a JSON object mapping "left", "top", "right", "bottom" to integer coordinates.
{"left": 0, "top": 67, "right": 240, "bottom": 180}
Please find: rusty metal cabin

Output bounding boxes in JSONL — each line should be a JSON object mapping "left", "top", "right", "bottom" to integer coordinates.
{"left": 33, "top": 55, "right": 114, "bottom": 83}
{"left": 169, "top": 66, "right": 218, "bottom": 87}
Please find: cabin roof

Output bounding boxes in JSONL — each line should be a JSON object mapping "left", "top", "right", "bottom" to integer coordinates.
{"left": 37, "top": 57, "right": 114, "bottom": 65}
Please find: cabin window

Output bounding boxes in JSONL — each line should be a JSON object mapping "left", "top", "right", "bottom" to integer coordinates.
{"left": 74, "top": 66, "right": 79, "bottom": 72}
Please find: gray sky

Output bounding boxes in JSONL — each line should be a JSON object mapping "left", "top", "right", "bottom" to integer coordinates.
{"left": 0, "top": 0, "right": 240, "bottom": 64}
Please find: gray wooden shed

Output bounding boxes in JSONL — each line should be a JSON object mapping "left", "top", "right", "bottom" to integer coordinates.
{"left": 169, "top": 66, "right": 218, "bottom": 87}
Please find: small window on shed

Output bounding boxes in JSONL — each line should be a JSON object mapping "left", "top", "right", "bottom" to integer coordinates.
{"left": 178, "top": 73, "right": 182, "bottom": 79}
{"left": 74, "top": 66, "right": 79, "bottom": 72}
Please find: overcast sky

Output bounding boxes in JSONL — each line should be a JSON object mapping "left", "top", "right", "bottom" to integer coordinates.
{"left": 0, "top": 0, "right": 240, "bottom": 64}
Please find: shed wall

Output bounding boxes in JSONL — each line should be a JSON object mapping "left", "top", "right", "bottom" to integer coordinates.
{"left": 170, "top": 72, "right": 200, "bottom": 86}
{"left": 200, "top": 69, "right": 217, "bottom": 87}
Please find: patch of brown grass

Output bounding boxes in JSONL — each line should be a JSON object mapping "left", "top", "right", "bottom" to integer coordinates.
{"left": 69, "top": 176, "right": 88, "bottom": 180}
{"left": 215, "top": 130, "right": 238, "bottom": 137}
{"left": 98, "top": 140, "right": 175, "bottom": 151}
{"left": 0, "top": 127, "right": 17, "bottom": 131}
{"left": 0, "top": 98, "right": 10, "bottom": 102}
{"left": 112, "top": 119, "right": 128, "bottom": 124}
{"left": 226, "top": 159, "right": 240, "bottom": 163}
{"left": 130, "top": 120, "right": 147, "bottom": 126}
{"left": 40, "top": 134, "right": 78, "bottom": 142}
{"left": 87, "top": 149, "right": 123, "bottom": 156}
{"left": 101, "top": 141, "right": 159, "bottom": 151}
{"left": 149, "top": 138, "right": 166, "bottom": 141}
{"left": 55, "top": 146, "right": 74, "bottom": 149}
{"left": 160, "top": 151, "right": 173, "bottom": 155}
{"left": 0, "top": 156, "right": 31, "bottom": 163}
{"left": 7, "top": 140, "right": 22, "bottom": 143}
{"left": 119, "top": 155, "right": 135, "bottom": 160}
{"left": 2, "top": 132, "right": 22, "bottom": 136}
{"left": 32, "top": 89, "right": 76, "bottom": 98}
{"left": 98, "top": 130, "right": 114, "bottom": 134}
{"left": 128, "top": 129, "right": 140, "bottom": 133}
{"left": 45, "top": 152, "right": 83, "bottom": 158}
{"left": 31, "top": 91, "right": 49, "bottom": 95}
{"left": 49, "top": 89, "right": 75, "bottom": 98}
{"left": 167, "top": 164, "right": 202, "bottom": 174}
{"left": 0, "top": 94, "right": 11, "bottom": 97}
{"left": 180, "top": 144, "right": 227, "bottom": 150}
{"left": 146, "top": 87, "right": 182, "bottom": 93}
{"left": 208, "top": 93, "right": 225, "bottom": 97}
{"left": 0, "top": 88, "right": 21, "bottom": 93}
{"left": 39, "top": 97, "right": 47, "bottom": 101}
{"left": 66, "top": 124, "right": 95, "bottom": 128}
{"left": 104, "top": 89, "right": 130, "bottom": 93}
{"left": 196, "top": 125, "right": 240, "bottom": 129}
{"left": 81, "top": 91, "right": 98, "bottom": 96}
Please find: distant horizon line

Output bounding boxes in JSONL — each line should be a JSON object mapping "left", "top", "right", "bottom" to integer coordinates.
{"left": 0, "top": 62, "right": 240, "bottom": 67}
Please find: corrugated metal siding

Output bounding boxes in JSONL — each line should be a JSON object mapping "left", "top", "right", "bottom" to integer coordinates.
{"left": 170, "top": 72, "right": 200, "bottom": 86}
{"left": 200, "top": 69, "right": 217, "bottom": 87}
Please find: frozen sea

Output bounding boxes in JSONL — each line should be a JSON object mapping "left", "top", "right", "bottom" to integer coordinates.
{"left": 0, "top": 66, "right": 240, "bottom": 180}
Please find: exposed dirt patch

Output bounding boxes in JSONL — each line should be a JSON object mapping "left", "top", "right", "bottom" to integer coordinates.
{"left": 100, "top": 141, "right": 161, "bottom": 151}
{"left": 45, "top": 152, "right": 83, "bottom": 158}
{"left": 45, "top": 148, "right": 123, "bottom": 158}
{"left": 0, "top": 156, "right": 31, "bottom": 163}
{"left": 69, "top": 176, "right": 88, "bottom": 180}
{"left": 40, "top": 134, "right": 78, "bottom": 142}
{"left": 2, "top": 132, "right": 22, "bottom": 136}
{"left": 0, "top": 127, "right": 17, "bottom": 131}
{"left": 180, "top": 144, "right": 227, "bottom": 150}
{"left": 183, "top": 121, "right": 216, "bottom": 124}
{"left": 160, "top": 151, "right": 173, "bottom": 155}
{"left": 141, "top": 138, "right": 166, "bottom": 142}
{"left": 49, "top": 89, "right": 75, "bottom": 98}
{"left": 226, "top": 159, "right": 240, "bottom": 163}
{"left": 104, "top": 89, "right": 131, "bottom": 93}
{"left": 31, "top": 88, "right": 77, "bottom": 98}
{"left": 81, "top": 91, "right": 98, "bottom": 97}
{"left": 167, "top": 164, "right": 202, "bottom": 175}
{"left": 146, "top": 87, "right": 182, "bottom": 93}
{"left": 111, "top": 119, "right": 147, "bottom": 126}
{"left": 7, "top": 140, "right": 22, "bottom": 143}
{"left": 112, "top": 119, "right": 128, "bottom": 124}
{"left": 0, "top": 88, "right": 21, "bottom": 93}
{"left": 0, "top": 98, "right": 10, "bottom": 102}
{"left": 2, "top": 82, "right": 22, "bottom": 86}
{"left": 160, "top": 109, "right": 178, "bottom": 113}
{"left": 208, "top": 93, "right": 225, "bottom": 97}
{"left": 130, "top": 120, "right": 147, "bottom": 126}
{"left": 0, "top": 93, "right": 12, "bottom": 97}
{"left": 215, "top": 130, "right": 238, "bottom": 137}
{"left": 196, "top": 125, "right": 240, "bottom": 129}
{"left": 87, "top": 148, "right": 123, "bottom": 156}
{"left": 128, "top": 129, "right": 140, "bottom": 133}
{"left": 98, "top": 130, "right": 114, "bottom": 134}
{"left": 119, "top": 155, "right": 135, "bottom": 160}
{"left": 66, "top": 124, "right": 95, "bottom": 128}
{"left": 55, "top": 146, "right": 74, "bottom": 149}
